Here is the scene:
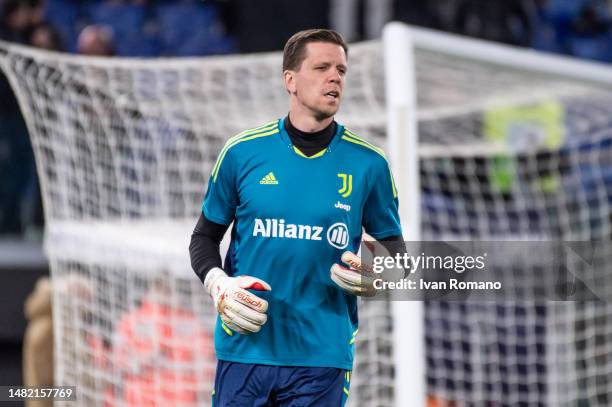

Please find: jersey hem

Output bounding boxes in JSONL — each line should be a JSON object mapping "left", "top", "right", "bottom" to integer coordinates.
{"left": 367, "top": 228, "right": 403, "bottom": 240}
{"left": 216, "top": 352, "right": 353, "bottom": 371}
{"left": 203, "top": 207, "right": 231, "bottom": 226}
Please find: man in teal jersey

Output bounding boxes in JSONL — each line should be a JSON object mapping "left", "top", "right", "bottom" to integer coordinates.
{"left": 190, "top": 28, "right": 402, "bottom": 406}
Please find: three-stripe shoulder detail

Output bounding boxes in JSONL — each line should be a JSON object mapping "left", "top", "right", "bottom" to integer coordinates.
{"left": 341, "top": 129, "right": 386, "bottom": 158}
{"left": 341, "top": 129, "right": 397, "bottom": 198}
{"left": 212, "top": 121, "right": 279, "bottom": 182}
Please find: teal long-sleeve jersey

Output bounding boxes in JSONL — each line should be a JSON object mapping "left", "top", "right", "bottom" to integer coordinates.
{"left": 202, "top": 118, "right": 402, "bottom": 370}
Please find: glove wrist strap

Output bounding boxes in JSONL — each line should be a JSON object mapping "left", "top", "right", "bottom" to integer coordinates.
{"left": 204, "top": 267, "right": 227, "bottom": 296}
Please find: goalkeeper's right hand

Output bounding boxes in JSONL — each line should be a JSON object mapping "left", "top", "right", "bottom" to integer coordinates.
{"left": 204, "top": 267, "right": 271, "bottom": 334}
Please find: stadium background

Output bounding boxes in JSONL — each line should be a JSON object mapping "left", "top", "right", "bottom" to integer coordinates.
{"left": 1, "top": 0, "right": 612, "bottom": 406}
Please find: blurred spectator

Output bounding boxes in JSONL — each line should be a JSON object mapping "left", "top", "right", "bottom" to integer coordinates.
{"left": 77, "top": 24, "right": 115, "bottom": 56}
{"left": 89, "top": 277, "right": 216, "bottom": 407}
{"left": 0, "top": 0, "right": 32, "bottom": 235}
{"left": 28, "top": 0, "right": 45, "bottom": 26}
{"left": 23, "top": 277, "right": 53, "bottom": 407}
{"left": 572, "top": 3, "right": 610, "bottom": 35}
{"left": 0, "top": 0, "right": 35, "bottom": 44}
{"left": 453, "top": 0, "right": 535, "bottom": 46}
{"left": 28, "top": 22, "right": 64, "bottom": 51}
{"left": 84, "top": 0, "right": 160, "bottom": 57}
{"left": 0, "top": 68, "right": 25, "bottom": 237}
{"left": 566, "top": 1, "right": 612, "bottom": 62}
{"left": 5, "top": 1, "right": 236, "bottom": 57}
{"left": 0, "top": 1, "right": 48, "bottom": 237}
{"left": 533, "top": 0, "right": 612, "bottom": 61}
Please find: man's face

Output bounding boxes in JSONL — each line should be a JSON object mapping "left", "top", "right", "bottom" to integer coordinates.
{"left": 285, "top": 42, "right": 348, "bottom": 120}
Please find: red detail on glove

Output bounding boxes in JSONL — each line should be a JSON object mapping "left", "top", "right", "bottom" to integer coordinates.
{"left": 248, "top": 282, "right": 267, "bottom": 291}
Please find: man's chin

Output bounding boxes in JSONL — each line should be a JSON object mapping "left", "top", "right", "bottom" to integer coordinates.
{"left": 314, "top": 107, "right": 339, "bottom": 121}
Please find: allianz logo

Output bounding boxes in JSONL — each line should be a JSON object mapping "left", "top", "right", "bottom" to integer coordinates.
{"left": 253, "top": 218, "right": 349, "bottom": 249}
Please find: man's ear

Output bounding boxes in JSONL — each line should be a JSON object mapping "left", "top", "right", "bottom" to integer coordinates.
{"left": 283, "top": 70, "right": 296, "bottom": 95}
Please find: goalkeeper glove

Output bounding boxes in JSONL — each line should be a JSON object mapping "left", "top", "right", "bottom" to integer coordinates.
{"left": 204, "top": 267, "right": 271, "bottom": 334}
{"left": 331, "top": 251, "right": 377, "bottom": 297}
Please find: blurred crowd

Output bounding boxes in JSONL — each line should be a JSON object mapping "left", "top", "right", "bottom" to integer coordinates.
{"left": 1, "top": 0, "right": 612, "bottom": 238}
{"left": 399, "top": 0, "right": 612, "bottom": 62}
{"left": 0, "top": 0, "right": 236, "bottom": 56}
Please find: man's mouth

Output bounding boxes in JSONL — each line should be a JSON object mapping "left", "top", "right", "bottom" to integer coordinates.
{"left": 325, "top": 91, "right": 339, "bottom": 99}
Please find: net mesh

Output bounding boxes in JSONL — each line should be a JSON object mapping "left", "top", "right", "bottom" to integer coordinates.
{"left": 0, "top": 40, "right": 389, "bottom": 406}
{"left": 414, "top": 49, "right": 612, "bottom": 407}
{"left": 1, "top": 31, "right": 612, "bottom": 407}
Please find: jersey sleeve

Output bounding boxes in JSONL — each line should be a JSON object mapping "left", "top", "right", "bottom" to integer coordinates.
{"left": 362, "top": 158, "right": 402, "bottom": 239}
{"left": 202, "top": 146, "right": 239, "bottom": 225}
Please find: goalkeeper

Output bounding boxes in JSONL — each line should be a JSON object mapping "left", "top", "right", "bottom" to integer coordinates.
{"left": 190, "top": 28, "right": 402, "bottom": 406}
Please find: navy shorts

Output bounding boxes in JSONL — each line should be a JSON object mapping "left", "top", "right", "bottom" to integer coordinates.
{"left": 212, "top": 360, "right": 351, "bottom": 407}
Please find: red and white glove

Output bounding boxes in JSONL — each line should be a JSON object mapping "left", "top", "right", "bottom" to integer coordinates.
{"left": 204, "top": 268, "right": 271, "bottom": 334}
{"left": 331, "top": 251, "right": 377, "bottom": 297}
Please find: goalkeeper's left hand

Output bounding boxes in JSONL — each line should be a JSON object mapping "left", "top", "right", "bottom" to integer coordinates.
{"left": 331, "top": 251, "right": 377, "bottom": 297}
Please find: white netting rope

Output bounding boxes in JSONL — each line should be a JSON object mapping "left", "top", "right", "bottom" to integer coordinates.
{"left": 0, "top": 39, "right": 390, "bottom": 407}
{"left": 412, "top": 42, "right": 612, "bottom": 407}
{"left": 0, "top": 42, "right": 386, "bottom": 222}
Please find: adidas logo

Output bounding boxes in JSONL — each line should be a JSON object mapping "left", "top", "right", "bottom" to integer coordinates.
{"left": 259, "top": 172, "right": 279, "bottom": 185}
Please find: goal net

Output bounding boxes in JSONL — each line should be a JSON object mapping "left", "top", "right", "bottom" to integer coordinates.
{"left": 385, "top": 24, "right": 612, "bottom": 407}
{"left": 0, "top": 39, "right": 388, "bottom": 406}
{"left": 1, "top": 22, "right": 612, "bottom": 406}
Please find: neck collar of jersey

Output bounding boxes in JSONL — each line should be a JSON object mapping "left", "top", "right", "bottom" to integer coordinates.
{"left": 278, "top": 117, "right": 344, "bottom": 157}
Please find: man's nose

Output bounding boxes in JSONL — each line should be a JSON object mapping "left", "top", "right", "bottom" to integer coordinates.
{"left": 329, "top": 71, "right": 342, "bottom": 83}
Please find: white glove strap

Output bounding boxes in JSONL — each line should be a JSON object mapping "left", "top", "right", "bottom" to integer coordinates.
{"left": 204, "top": 267, "right": 226, "bottom": 295}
